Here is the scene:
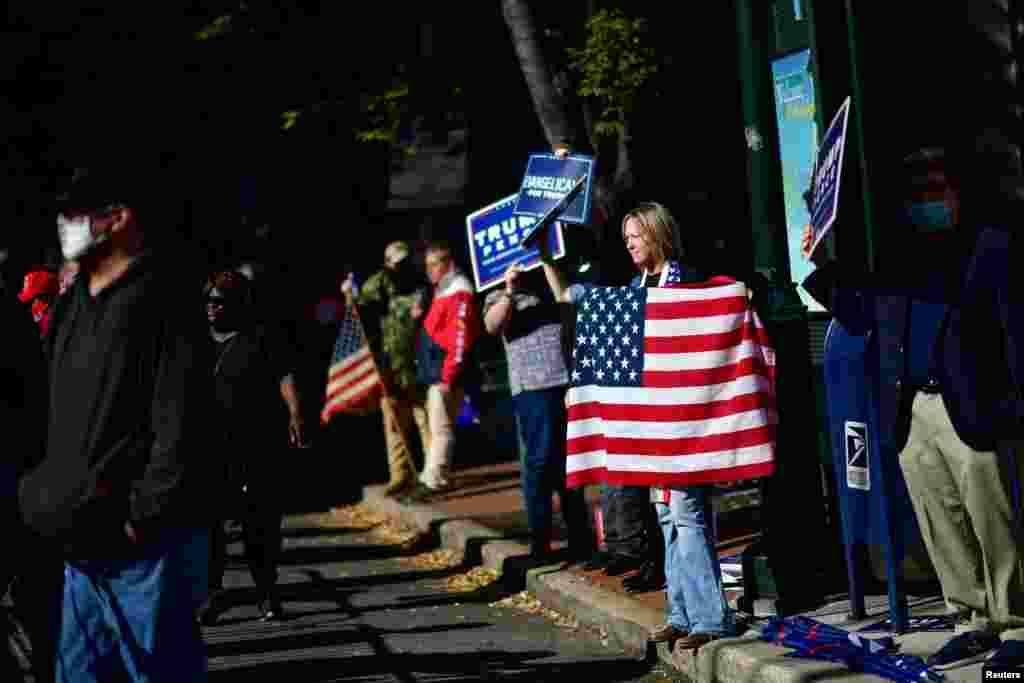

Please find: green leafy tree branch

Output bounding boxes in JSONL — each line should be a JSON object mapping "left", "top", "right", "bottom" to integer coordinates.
{"left": 566, "top": 8, "right": 659, "bottom": 141}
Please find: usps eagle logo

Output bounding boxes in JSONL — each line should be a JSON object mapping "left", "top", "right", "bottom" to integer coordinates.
{"left": 844, "top": 420, "right": 869, "bottom": 491}
{"left": 845, "top": 422, "right": 867, "bottom": 468}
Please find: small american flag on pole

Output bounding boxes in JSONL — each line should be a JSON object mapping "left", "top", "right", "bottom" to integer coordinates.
{"left": 566, "top": 277, "right": 777, "bottom": 489}
{"left": 321, "top": 300, "right": 383, "bottom": 423}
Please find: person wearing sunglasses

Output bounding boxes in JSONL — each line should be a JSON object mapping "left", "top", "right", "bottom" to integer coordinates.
{"left": 198, "top": 269, "right": 306, "bottom": 625}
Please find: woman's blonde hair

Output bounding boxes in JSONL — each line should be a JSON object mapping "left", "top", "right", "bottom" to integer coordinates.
{"left": 621, "top": 202, "right": 684, "bottom": 268}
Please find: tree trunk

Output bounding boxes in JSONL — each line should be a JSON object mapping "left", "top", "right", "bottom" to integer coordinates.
{"left": 613, "top": 118, "right": 635, "bottom": 194}
{"left": 500, "top": 0, "right": 575, "bottom": 148}
{"left": 501, "top": 0, "right": 639, "bottom": 284}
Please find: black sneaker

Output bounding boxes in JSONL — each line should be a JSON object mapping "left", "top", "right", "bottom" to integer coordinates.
{"left": 623, "top": 561, "right": 667, "bottom": 594}
{"left": 604, "top": 555, "right": 644, "bottom": 577}
{"left": 582, "top": 551, "right": 615, "bottom": 571}
{"left": 258, "top": 598, "right": 285, "bottom": 622}
{"left": 927, "top": 630, "right": 1000, "bottom": 670}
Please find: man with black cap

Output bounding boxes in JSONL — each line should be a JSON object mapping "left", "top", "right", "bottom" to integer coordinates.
{"left": 17, "top": 161, "right": 214, "bottom": 681}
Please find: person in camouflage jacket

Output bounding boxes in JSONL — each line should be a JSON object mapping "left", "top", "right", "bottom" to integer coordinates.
{"left": 342, "top": 241, "right": 431, "bottom": 496}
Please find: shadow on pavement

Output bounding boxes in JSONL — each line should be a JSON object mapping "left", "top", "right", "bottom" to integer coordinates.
{"left": 206, "top": 621, "right": 493, "bottom": 661}
{"left": 275, "top": 543, "right": 414, "bottom": 566}
{"left": 280, "top": 566, "right": 468, "bottom": 599}
{"left": 208, "top": 647, "right": 653, "bottom": 683}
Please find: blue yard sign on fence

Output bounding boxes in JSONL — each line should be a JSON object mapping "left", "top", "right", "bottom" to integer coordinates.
{"left": 807, "top": 96, "right": 851, "bottom": 257}
{"left": 466, "top": 193, "right": 566, "bottom": 292}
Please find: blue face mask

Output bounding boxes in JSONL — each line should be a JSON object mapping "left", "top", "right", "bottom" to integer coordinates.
{"left": 903, "top": 200, "right": 955, "bottom": 234}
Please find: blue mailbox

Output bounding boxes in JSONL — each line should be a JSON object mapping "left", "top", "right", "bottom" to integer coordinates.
{"left": 822, "top": 319, "right": 930, "bottom": 631}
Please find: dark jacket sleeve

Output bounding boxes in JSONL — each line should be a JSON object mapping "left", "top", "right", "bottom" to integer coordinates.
{"left": 129, "top": 295, "right": 213, "bottom": 529}
{"left": 802, "top": 261, "right": 875, "bottom": 335}
{"left": 964, "top": 226, "right": 1024, "bottom": 435}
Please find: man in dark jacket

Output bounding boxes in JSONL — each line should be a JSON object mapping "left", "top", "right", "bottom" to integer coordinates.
{"left": 18, "top": 161, "right": 214, "bottom": 682}
{"left": 801, "top": 137, "right": 1024, "bottom": 670}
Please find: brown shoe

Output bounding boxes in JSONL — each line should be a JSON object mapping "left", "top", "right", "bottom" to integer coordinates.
{"left": 675, "top": 632, "right": 718, "bottom": 650}
{"left": 649, "top": 623, "right": 688, "bottom": 643}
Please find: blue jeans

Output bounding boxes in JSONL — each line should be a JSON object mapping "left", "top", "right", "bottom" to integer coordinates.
{"left": 58, "top": 530, "right": 208, "bottom": 682}
{"left": 513, "top": 387, "right": 591, "bottom": 552}
{"left": 656, "top": 486, "right": 731, "bottom": 635}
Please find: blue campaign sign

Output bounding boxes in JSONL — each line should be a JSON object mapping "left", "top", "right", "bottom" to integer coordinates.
{"left": 466, "top": 193, "right": 566, "bottom": 292}
{"left": 808, "top": 96, "right": 852, "bottom": 256}
{"left": 512, "top": 154, "right": 595, "bottom": 225}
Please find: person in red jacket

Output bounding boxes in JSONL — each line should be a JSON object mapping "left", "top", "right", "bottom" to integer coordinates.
{"left": 402, "top": 240, "right": 481, "bottom": 502}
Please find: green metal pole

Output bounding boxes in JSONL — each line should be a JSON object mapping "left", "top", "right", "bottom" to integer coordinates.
{"left": 842, "top": 0, "right": 876, "bottom": 272}
{"left": 735, "top": 0, "right": 787, "bottom": 283}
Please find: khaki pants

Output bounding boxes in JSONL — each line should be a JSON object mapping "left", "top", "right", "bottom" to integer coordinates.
{"left": 899, "top": 393, "right": 1024, "bottom": 639}
{"left": 381, "top": 386, "right": 430, "bottom": 484}
{"left": 419, "top": 384, "right": 464, "bottom": 490}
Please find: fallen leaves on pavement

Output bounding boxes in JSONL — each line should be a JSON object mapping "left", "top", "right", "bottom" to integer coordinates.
{"left": 442, "top": 567, "right": 500, "bottom": 593}
{"left": 489, "top": 590, "right": 580, "bottom": 630}
{"left": 371, "top": 518, "right": 419, "bottom": 546}
{"left": 398, "top": 549, "right": 463, "bottom": 570}
{"left": 328, "top": 503, "right": 390, "bottom": 530}
{"left": 329, "top": 503, "right": 422, "bottom": 548}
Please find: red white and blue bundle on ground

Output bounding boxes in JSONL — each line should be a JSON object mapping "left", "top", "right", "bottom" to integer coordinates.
{"left": 759, "top": 616, "right": 945, "bottom": 683}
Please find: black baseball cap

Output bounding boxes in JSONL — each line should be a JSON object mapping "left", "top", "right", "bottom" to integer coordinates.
{"left": 53, "top": 146, "right": 169, "bottom": 215}
{"left": 54, "top": 163, "right": 138, "bottom": 214}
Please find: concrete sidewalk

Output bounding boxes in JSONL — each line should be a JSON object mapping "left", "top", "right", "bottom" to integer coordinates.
{"left": 358, "top": 460, "right": 985, "bottom": 683}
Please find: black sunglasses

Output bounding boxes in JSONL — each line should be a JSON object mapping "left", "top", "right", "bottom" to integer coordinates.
{"left": 207, "top": 296, "right": 228, "bottom": 306}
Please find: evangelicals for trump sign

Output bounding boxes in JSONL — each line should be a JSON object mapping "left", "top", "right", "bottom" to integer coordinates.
{"left": 466, "top": 193, "right": 565, "bottom": 292}
{"left": 513, "top": 154, "right": 595, "bottom": 247}
{"left": 806, "top": 96, "right": 851, "bottom": 256}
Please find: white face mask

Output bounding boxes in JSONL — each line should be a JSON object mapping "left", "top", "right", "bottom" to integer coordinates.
{"left": 57, "top": 214, "right": 108, "bottom": 261}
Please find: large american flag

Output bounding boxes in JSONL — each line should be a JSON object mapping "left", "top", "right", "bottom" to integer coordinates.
{"left": 566, "top": 277, "right": 777, "bottom": 489}
{"left": 321, "top": 301, "right": 383, "bottom": 423}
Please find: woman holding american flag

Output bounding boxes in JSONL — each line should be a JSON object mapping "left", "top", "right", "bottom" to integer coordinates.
{"left": 537, "top": 201, "right": 747, "bottom": 651}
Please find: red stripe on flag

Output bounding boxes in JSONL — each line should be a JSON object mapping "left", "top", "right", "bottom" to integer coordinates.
{"left": 568, "top": 424, "right": 775, "bottom": 457}
{"left": 642, "top": 356, "right": 770, "bottom": 388}
{"left": 326, "top": 365, "right": 379, "bottom": 403}
{"left": 566, "top": 434, "right": 607, "bottom": 457}
{"left": 606, "top": 424, "right": 775, "bottom": 456}
{"left": 565, "top": 461, "right": 776, "bottom": 489}
{"left": 568, "top": 391, "right": 776, "bottom": 423}
{"left": 328, "top": 348, "right": 371, "bottom": 382}
{"left": 646, "top": 295, "right": 748, "bottom": 320}
{"left": 644, "top": 323, "right": 760, "bottom": 353}
{"left": 321, "top": 383, "right": 382, "bottom": 423}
